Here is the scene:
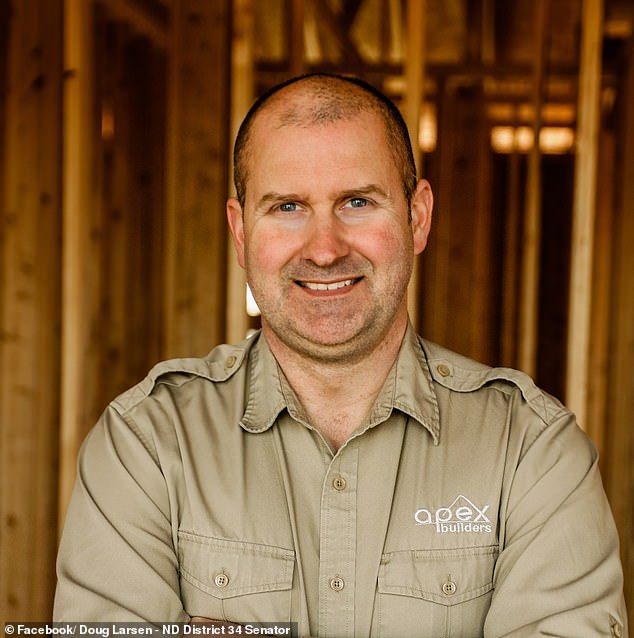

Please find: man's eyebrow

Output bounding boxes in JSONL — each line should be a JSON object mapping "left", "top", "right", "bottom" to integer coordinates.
{"left": 334, "top": 184, "right": 390, "bottom": 200}
{"left": 254, "top": 191, "right": 304, "bottom": 209}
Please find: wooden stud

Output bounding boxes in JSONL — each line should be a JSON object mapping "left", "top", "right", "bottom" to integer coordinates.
{"left": 225, "top": 0, "right": 254, "bottom": 344}
{"left": 517, "top": 0, "right": 547, "bottom": 377}
{"left": 163, "top": 0, "right": 232, "bottom": 357}
{"left": 289, "top": 0, "right": 305, "bottom": 76}
{"left": 0, "top": 0, "right": 63, "bottom": 620}
{"left": 565, "top": 0, "right": 603, "bottom": 426}
{"left": 469, "top": 88, "right": 494, "bottom": 364}
{"left": 58, "top": 0, "right": 97, "bottom": 531}
{"left": 500, "top": 141, "right": 522, "bottom": 367}
{"left": 404, "top": 0, "right": 426, "bottom": 327}
{"left": 422, "top": 77, "right": 456, "bottom": 346}
{"left": 97, "top": 0, "right": 169, "bottom": 48}
{"left": 604, "top": 38, "right": 634, "bottom": 629}
{"left": 585, "top": 127, "right": 614, "bottom": 458}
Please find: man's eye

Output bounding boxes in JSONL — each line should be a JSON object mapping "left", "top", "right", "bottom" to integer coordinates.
{"left": 278, "top": 202, "right": 300, "bottom": 213}
{"left": 344, "top": 198, "right": 369, "bottom": 209}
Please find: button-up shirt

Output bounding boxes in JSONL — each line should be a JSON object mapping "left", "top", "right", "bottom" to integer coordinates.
{"left": 54, "top": 326, "right": 627, "bottom": 637}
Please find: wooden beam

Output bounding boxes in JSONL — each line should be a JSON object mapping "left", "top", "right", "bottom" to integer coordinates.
{"left": 225, "top": 0, "right": 254, "bottom": 344}
{"left": 517, "top": 0, "right": 547, "bottom": 377}
{"left": 481, "top": 0, "right": 496, "bottom": 65}
{"left": 59, "top": 0, "right": 97, "bottom": 530}
{"left": 97, "top": 0, "right": 169, "bottom": 48}
{"left": 163, "top": 0, "right": 231, "bottom": 357}
{"left": 289, "top": 0, "right": 305, "bottom": 76}
{"left": 0, "top": 0, "right": 63, "bottom": 620}
{"left": 500, "top": 145, "right": 521, "bottom": 367}
{"left": 604, "top": 39, "right": 634, "bottom": 629}
{"left": 586, "top": 127, "right": 614, "bottom": 458}
{"left": 422, "top": 77, "right": 456, "bottom": 345}
{"left": 565, "top": 0, "right": 603, "bottom": 426}
{"left": 404, "top": 0, "right": 426, "bottom": 326}
{"left": 311, "top": 1, "right": 364, "bottom": 71}
{"left": 470, "top": 87, "right": 494, "bottom": 364}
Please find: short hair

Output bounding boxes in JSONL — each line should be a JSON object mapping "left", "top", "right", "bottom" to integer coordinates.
{"left": 233, "top": 73, "right": 418, "bottom": 208}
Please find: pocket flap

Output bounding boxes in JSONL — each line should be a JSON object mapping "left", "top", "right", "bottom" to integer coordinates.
{"left": 378, "top": 545, "right": 497, "bottom": 606}
{"left": 178, "top": 531, "right": 295, "bottom": 599}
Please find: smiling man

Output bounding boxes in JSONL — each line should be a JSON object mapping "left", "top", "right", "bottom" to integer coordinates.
{"left": 225, "top": 77, "right": 431, "bottom": 450}
{"left": 54, "top": 74, "right": 627, "bottom": 637}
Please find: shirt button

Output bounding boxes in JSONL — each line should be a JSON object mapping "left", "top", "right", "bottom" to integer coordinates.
{"left": 442, "top": 580, "right": 457, "bottom": 595}
{"left": 330, "top": 576, "right": 345, "bottom": 591}
{"left": 226, "top": 355, "right": 237, "bottom": 368}
{"left": 214, "top": 572, "right": 230, "bottom": 588}
{"left": 610, "top": 617, "right": 622, "bottom": 638}
{"left": 332, "top": 476, "right": 346, "bottom": 491}
{"left": 437, "top": 364, "right": 451, "bottom": 377}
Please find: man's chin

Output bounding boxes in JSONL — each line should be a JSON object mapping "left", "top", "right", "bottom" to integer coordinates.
{"left": 271, "top": 325, "right": 379, "bottom": 365}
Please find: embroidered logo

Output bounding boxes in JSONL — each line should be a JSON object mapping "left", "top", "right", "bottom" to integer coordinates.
{"left": 414, "top": 495, "right": 493, "bottom": 534}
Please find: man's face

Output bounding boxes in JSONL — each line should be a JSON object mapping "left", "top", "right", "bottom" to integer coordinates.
{"left": 227, "top": 107, "right": 432, "bottom": 364}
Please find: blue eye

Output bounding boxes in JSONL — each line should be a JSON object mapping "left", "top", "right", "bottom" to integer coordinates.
{"left": 279, "top": 202, "right": 300, "bottom": 212}
{"left": 345, "top": 198, "right": 368, "bottom": 208}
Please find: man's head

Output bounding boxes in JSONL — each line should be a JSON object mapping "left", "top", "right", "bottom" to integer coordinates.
{"left": 227, "top": 74, "right": 433, "bottom": 365}
{"left": 233, "top": 73, "right": 418, "bottom": 209}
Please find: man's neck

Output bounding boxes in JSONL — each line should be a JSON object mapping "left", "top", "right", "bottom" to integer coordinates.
{"left": 263, "top": 322, "right": 407, "bottom": 451}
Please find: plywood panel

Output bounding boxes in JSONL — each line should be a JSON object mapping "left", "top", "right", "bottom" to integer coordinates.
{"left": 0, "top": 0, "right": 63, "bottom": 621}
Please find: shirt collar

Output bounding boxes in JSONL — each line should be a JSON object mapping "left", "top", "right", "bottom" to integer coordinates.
{"left": 381, "top": 322, "right": 440, "bottom": 443}
{"left": 239, "top": 324, "right": 440, "bottom": 445}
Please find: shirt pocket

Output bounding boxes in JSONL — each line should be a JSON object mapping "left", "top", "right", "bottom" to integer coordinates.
{"left": 177, "top": 531, "right": 295, "bottom": 623}
{"left": 375, "top": 545, "right": 498, "bottom": 638}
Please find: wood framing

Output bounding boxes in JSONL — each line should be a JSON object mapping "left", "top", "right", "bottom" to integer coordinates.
{"left": 59, "top": 0, "right": 97, "bottom": 530}
{"left": 565, "top": 0, "right": 603, "bottom": 425}
{"left": 97, "top": 0, "right": 169, "bottom": 48}
{"left": 404, "top": 0, "right": 426, "bottom": 326}
{"left": 0, "top": 0, "right": 632, "bottom": 628}
{"left": 163, "top": 0, "right": 231, "bottom": 357}
{"left": 225, "top": 0, "right": 254, "bottom": 344}
{"left": 605, "top": 38, "right": 634, "bottom": 629}
{"left": 517, "top": 0, "right": 547, "bottom": 377}
{"left": 0, "top": 0, "right": 63, "bottom": 620}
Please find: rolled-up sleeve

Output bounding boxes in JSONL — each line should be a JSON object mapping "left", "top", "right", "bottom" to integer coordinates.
{"left": 53, "top": 405, "right": 188, "bottom": 621}
{"left": 484, "top": 412, "right": 628, "bottom": 637}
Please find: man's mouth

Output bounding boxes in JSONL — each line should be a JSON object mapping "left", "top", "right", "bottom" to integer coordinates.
{"left": 296, "top": 278, "right": 361, "bottom": 291}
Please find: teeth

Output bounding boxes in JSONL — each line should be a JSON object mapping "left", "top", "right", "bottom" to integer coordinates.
{"left": 302, "top": 279, "right": 356, "bottom": 291}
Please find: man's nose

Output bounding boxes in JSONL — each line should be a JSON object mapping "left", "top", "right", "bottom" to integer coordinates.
{"left": 300, "top": 213, "right": 350, "bottom": 266}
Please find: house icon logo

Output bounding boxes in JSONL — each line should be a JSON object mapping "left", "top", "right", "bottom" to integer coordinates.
{"left": 414, "top": 495, "right": 493, "bottom": 534}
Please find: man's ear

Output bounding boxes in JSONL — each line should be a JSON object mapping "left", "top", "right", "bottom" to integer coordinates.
{"left": 226, "top": 198, "right": 246, "bottom": 269}
{"left": 410, "top": 179, "right": 433, "bottom": 255}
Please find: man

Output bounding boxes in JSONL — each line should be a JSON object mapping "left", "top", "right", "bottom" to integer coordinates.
{"left": 54, "top": 74, "right": 628, "bottom": 637}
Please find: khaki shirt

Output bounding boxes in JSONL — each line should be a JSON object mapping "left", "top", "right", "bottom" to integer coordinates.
{"left": 54, "top": 327, "right": 628, "bottom": 637}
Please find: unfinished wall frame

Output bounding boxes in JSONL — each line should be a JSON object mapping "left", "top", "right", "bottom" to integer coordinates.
{"left": 0, "top": 0, "right": 632, "bottom": 627}
{"left": 1, "top": 0, "right": 63, "bottom": 621}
